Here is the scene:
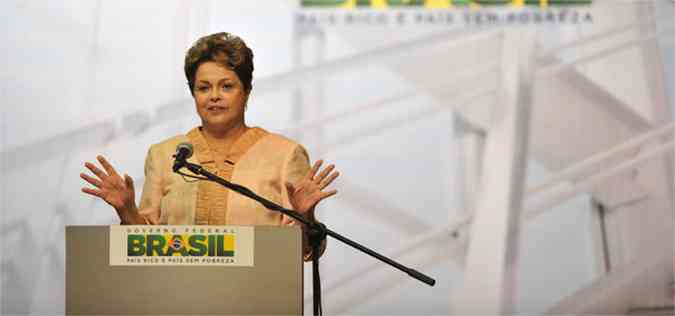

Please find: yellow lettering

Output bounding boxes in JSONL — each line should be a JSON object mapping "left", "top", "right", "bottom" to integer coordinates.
{"left": 339, "top": 0, "right": 356, "bottom": 9}
{"left": 371, "top": 0, "right": 388, "bottom": 8}
{"left": 224, "top": 235, "right": 235, "bottom": 251}
{"left": 511, "top": 0, "right": 525, "bottom": 7}
{"left": 425, "top": 0, "right": 450, "bottom": 8}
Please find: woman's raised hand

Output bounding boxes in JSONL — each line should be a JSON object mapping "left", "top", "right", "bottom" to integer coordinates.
{"left": 80, "top": 155, "right": 137, "bottom": 213}
{"left": 285, "top": 160, "right": 339, "bottom": 219}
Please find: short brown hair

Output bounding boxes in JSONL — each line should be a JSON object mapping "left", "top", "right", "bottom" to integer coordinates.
{"left": 184, "top": 32, "right": 254, "bottom": 94}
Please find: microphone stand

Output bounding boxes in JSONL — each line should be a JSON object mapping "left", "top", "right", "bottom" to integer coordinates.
{"left": 175, "top": 160, "right": 436, "bottom": 316}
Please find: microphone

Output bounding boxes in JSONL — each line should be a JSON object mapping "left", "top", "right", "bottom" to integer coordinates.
{"left": 172, "top": 142, "right": 193, "bottom": 172}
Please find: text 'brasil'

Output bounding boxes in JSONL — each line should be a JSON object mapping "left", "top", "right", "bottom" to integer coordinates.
{"left": 127, "top": 234, "right": 235, "bottom": 257}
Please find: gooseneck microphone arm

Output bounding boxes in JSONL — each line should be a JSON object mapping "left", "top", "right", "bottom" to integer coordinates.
{"left": 173, "top": 156, "right": 436, "bottom": 316}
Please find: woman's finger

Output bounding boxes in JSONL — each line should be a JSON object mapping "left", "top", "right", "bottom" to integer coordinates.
{"left": 319, "top": 171, "right": 339, "bottom": 189}
{"left": 318, "top": 190, "right": 338, "bottom": 200}
{"left": 285, "top": 182, "right": 296, "bottom": 195}
{"left": 97, "top": 155, "right": 118, "bottom": 177}
{"left": 85, "top": 162, "right": 107, "bottom": 180}
{"left": 80, "top": 172, "right": 103, "bottom": 188}
{"left": 81, "top": 187, "right": 104, "bottom": 198}
{"left": 124, "top": 174, "right": 135, "bottom": 195}
{"left": 305, "top": 160, "right": 323, "bottom": 181}
{"left": 315, "top": 164, "right": 335, "bottom": 182}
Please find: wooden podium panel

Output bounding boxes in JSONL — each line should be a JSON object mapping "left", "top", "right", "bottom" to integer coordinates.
{"left": 66, "top": 225, "right": 302, "bottom": 315}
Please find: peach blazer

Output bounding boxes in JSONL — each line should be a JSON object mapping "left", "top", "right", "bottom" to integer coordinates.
{"left": 137, "top": 127, "right": 310, "bottom": 228}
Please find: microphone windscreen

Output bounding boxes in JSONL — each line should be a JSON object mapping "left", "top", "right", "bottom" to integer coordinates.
{"left": 176, "top": 142, "right": 194, "bottom": 159}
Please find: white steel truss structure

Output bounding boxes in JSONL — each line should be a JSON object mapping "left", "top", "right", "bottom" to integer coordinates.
{"left": 290, "top": 1, "right": 674, "bottom": 315}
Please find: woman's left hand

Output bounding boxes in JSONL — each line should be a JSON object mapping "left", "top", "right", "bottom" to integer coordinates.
{"left": 286, "top": 160, "right": 340, "bottom": 219}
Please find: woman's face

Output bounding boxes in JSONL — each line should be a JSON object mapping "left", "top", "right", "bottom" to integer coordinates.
{"left": 193, "top": 61, "right": 248, "bottom": 131}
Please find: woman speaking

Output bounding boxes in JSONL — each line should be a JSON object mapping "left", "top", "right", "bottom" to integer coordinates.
{"left": 79, "top": 32, "right": 338, "bottom": 259}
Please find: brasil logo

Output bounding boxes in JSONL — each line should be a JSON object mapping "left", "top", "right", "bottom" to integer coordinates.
{"left": 127, "top": 233, "right": 235, "bottom": 257}
{"left": 301, "top": 0, "right": 592, "bottom": 8}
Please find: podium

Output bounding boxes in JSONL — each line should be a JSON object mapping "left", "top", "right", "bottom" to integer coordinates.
{"left": 66, "top": 225, "right": 303, "bottom": 315}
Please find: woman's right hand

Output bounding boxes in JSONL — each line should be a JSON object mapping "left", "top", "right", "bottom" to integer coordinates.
{"left": 80, "top": 155, "right": 137, "bottom": 214}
